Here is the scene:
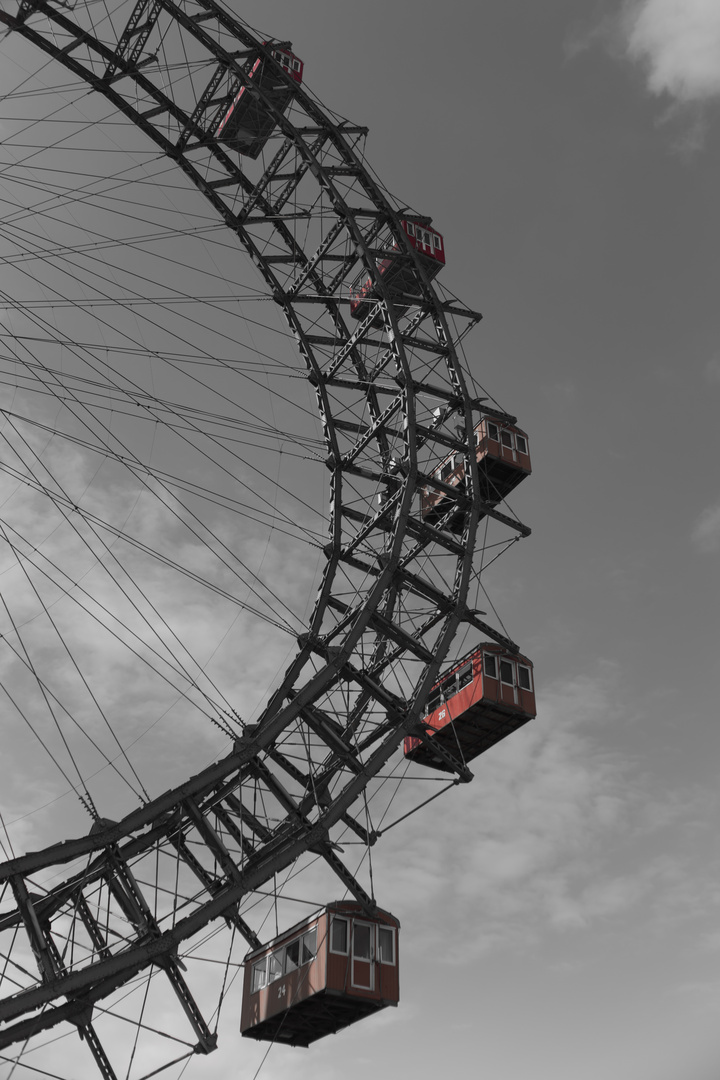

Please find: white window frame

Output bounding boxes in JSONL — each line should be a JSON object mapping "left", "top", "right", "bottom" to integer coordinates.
{"left": 267, "top": 950, "right": 283, "bottom": 984}
{"left": 440, "top": 457, "right": 455, "bottom": 481}
{"left": 300, "top": 928, "right": 317, "bottom": 965}
{"left": 251, "top": 957, "right": 267, "bottom": 993}
{"left": 499, "top": 658, "right": 515, "bottom": 687}
{"left": 352, "top": 922, "right": 373, "bottom": 962}
{"left": 329, "top": 915, "right": 349, "bottom": 956}
{"left": 440, "top": 673, "right": 457, "bottom": 702}
{"left": 483, "top": 652, "right": 498, "bottom": 679}
{"left": 458, "top": 663, "right": 473, "bottom": 690}
{"left": 517, "top": 664, "right": 533, "bottom": 692}
{"left": 377, "top": 925, "right": 396, "bottom": 966}
{"left": 351, "top": 920, "right": 375, "bottom": 991}
{"left": 426, "top": 686, "right": 442, "bottom": 714}
{"left": 515, "top": 434, "right": 528, "bottom": 455}
{"left": 284, "top": 938, "right": 300, "bottom": 974}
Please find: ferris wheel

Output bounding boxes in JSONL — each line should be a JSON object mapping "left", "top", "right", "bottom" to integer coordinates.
{"left": 0, "top": 2, "right": 533, "bottom": 1076}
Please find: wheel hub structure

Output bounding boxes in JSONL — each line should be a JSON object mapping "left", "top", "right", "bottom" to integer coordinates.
{"left": 0, "top": 2, "right": 530, "bottom": 1075}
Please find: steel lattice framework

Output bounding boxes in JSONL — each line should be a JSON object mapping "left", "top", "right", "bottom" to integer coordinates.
{"left": 0, "top": 2, "right": 530, "bottom": 1075}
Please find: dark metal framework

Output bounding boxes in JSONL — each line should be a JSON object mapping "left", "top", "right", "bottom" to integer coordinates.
{"left": 0, "top": 1, "right": 530, "bottom": 1074}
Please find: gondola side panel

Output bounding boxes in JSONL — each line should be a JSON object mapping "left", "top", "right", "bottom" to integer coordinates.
{"left": 240, "top": 913, "right": 328, "bottom": 1034}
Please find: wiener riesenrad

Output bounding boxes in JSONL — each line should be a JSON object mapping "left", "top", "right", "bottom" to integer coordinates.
{"left": 0, "top": 3, "right": 533, "bottom": 1075}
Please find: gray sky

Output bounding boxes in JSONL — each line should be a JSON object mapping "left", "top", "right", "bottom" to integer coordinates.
{"left": 2, "top": 1, "right": 720, "bottom": 1078}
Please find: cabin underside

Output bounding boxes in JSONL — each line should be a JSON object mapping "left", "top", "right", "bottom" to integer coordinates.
{"left": 351, "top": 255, "right": 441, "bottom": 325}
{"left": 405, "top": 702, "right": 532, "bottom": 772}
{"left": 241, "top": 989, "right": 395, "bottom": 1047}
{"left": 219, "top": 83, "right": 292, "bottom": 157}
{"left": 423, "top": 457, "right": 529, "bottom": 532}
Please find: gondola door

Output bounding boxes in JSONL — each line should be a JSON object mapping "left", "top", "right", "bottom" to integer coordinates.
{"left": 351, "top": 920, "right": 374, "bottom": 991}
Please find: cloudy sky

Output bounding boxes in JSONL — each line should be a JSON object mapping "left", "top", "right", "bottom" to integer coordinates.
{"left": 2, "top": 1, "right": 720, "bottom": 1078}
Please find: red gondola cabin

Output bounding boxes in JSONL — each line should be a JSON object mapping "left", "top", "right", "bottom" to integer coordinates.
{"left": 350, "top": 219, "right": 445, "bottom": 325}
{"left": 216, "top": 43, "right": 303, "bottom": 158}
{"left": 404, "top": 644, "right": 536, "bottom": 772}
{"left": 241, "top": 902, "right": 400, "bottom": 1047}
{"left": 421, "top": 416, "right": 531, "bottom": 531}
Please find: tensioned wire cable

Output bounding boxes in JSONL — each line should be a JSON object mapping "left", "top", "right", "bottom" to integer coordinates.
{"left": 0, "top": 207, "right": 314, "bottom": 390}
{"left": 0, "top": 614, "right": 243, "bottom": 837}
{"left": 0, "top": 371, "right": 323, "bottom": 652}
{"left": 0, "top": 449, "right": 162, "bottom": 792}
{"left": 0, "top": 436, "right": 321, "bottom": 558}
{"left": 1, "top": 89, "right": 377, "bottom": 375}
{"left": 0, "top": 358, "right": 300, "bottom": 730}
{"left": 0, "top": 194, "right": 292, "bottom": 328}
{"left": 0, "top": 341, "right": 307, "bottom": 382}
{"left": 0, "top": 383, "right": 321, "bottom": 455}
{"left": 0, "top": 350, "right": 316, "bottom": 448}
{"left": 0, "top": 229, "right": 328, "bottom": 522}
{"left": 0, "top": 422, "right": 297, "bottom": 695}
{"left": 1, "top": 354, "right": 304, "bottom": 597}
{"left": 1, "top": 356, "right": 323, "bottom": 469}
{"left": 0, "top": 80, "right": 123, "bottom": 187}
{"left": 1, "top": 410, "right": 325, "bottom": 546}
{"left": 0, "top": 458, "right": 298, "bottom": 641}
{"left": 0, "top": 153, "right": 226, "bottom": 232}
{"left": 0, "top": 114, "right": 265, "bottom": 216}
{"left": 0, "top": 578, "right": 99, "bottom": 819}
{"left": 0, "top": 230, "right": 328, "bottom": 600}
{"left": 0, "top": 60, "right": 295, "bottom": 286}
{"left": 0, "top": 476, "right": 247, "bottom": 753}
{"left": 0, "top": 625, "right": 151, "bottom": 815}
{"left": 0, "top": 70, "right": 367, "bottom": 247}
{"left": 0, "top": 630, "right": 166, "bottom": 803}
{"left": 0, "top": 278, "right": 325, "bottom": 557}
{"left": 0, "top": 373, "right": 315, "bottom": 634}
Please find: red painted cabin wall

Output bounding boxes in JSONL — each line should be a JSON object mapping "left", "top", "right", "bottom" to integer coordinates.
{"left": 324, "top": 904, "right": 400, "bottom": 1005}
{"left": 400, "top": 219, "right": 446, "bottom": 266}
{"left": 240, "top": 912, "right": 327, "bottom": 1035}
{"left": 268, "top": 46, "right": 303, "bottom": 83}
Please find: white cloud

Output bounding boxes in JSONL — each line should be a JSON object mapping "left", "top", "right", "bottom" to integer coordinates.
{"left": 622, "top": 0, "right": 720, "bottom": 102}
{"left": 691, "top": 503, "right": 720, "bottom": 552}
{"left": 370, "top": 669, "right": 641, "bottom": 956}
